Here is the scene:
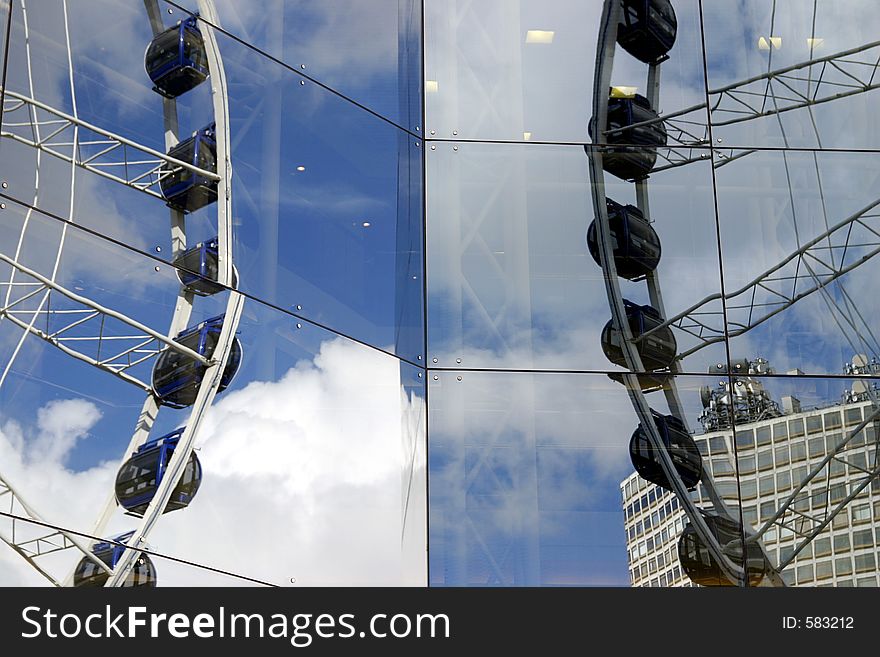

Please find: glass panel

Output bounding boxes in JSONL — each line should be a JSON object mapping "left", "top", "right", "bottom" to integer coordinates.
{"left": 702, "top": 1, "right": 880, "bottom": 150}
{"left": 0, "top": 202, "right": 426, "bottom": 586}
{"left": 715, "top": 148, "right": 880, "bottom": 376}
{"left": 424, "top": 0, "right": 708, "bottom": 144}
{"left": 0, "top": 2, "right": 424, "bottom": 363}
{"left": 164, "top": 0, "right": 423, "bottom": 130}
{"left": 426, "top": 142, "right": 725, "bottom": 373}
{"left": 428, "top": 371, "right": 747, "bottom": 586}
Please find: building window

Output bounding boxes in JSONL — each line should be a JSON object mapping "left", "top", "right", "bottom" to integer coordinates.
{"left": 773, "top": 422, "right": 788, "bottom": 441}
{"left": 806, "top": 415, "right": 823, "bottom": 434}
{"left": 760, "top": 501, "right": 776, "bottom": 521}
{"left": 824, "top": 411, "right": 842, "bottom": 430}
{"left": 740, "top": 479, "right": 757, "bottom": 499}
{"left": 845, "top": 407, "right": 862, "bottom": 426}
{"left": 776, "top": 470, "right": 791, "bottom": 491}
{"left": 712, "top": 458, "right": 735, "bottom": 476}
{"left": 815, "top": 561, "right": 833, "bottom": 580}
{"left": 834, "top": 534, "right": 851, "bottom": 553}
{"left": 738, "top": 454, "right": 756, "bottom": 474}
{"left": 808, "top": 436, "right": 826, "bottom": 458}
{"left": 789, "top": 440, "right": 807, "bottom": 462}
{"left": 853, "top": 529, "right": 873, "bottom": 549}
{"left": 796, "top": 563, "right": 814, "bottom": 584}
{"left": 709, "top": 436, "right": 727, "bottom": 455}
{"left": 814, "top": 537, "right": 832, "bottom": 557}
{"left": 852, "top": 503, "right": 871, "bottom": 524}
{"left": 774, "top": 444, "right": 790, "bottom": 467}
{"left": 835, "top": 557, "right": 853, "bottom": 576}
{"left": 854, "top": 553, "right": 876, "bottom": 573}
{"left": 735, "top": 429, "right": 754, "bottom": 450}
{"left": 759, "top": 474, "right": 775, "bottom": 496}
{"left": 758, "top": 449, "right": 773, "bottom": 470}
{"left": 789, "top": 418, "right": 805, "bottom": 438}
{"left": 756, "top": 426, "right": 772, "bottom": 446}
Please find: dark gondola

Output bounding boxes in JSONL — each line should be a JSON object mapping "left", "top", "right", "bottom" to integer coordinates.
{"left": 630, "top": 410, "right": 702, "bottom": 490}
{"left": 677, "top": 513, "right": 768, "bottom": 586}
{"left": 115, "top": 428, "right": 202, "bottom": 517}
{"left": 160, "top": 123, "right": 218, "bottom": 213}
{"left": 152, "top": 314, "right": 242, "bottom": 409}
{"left": 73, "top": 531, "right": 157, "bottom": 588}
{"left": 601, "top": 300, "right": 677, "bottom": 371}
{"left": 589, "top": 92, "right": 667, "bottom": 180}
{"left": 145, "top": 15, "right": 209, "bottom": 98}
{"left": 174, "top": 237, "right": 223, "bottom": 296}
{"left": 587, "top": 199, "right": 661, "bottom": 280}
{"left": 617, "top": 0, "right": 678, "bottom": 64}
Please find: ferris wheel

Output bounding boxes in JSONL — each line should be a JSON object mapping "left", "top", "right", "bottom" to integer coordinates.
{"left": 590, "top": 0, "right": 880, "bottom": 586}
{"left": 0, "top": 0, "right": 242, "bottom": 586}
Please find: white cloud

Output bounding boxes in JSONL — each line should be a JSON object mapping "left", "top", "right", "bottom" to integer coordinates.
{"left": 0, "top": 337, "right": 426, "bottom": 587}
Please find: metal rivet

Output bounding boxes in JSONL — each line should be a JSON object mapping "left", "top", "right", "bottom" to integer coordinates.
{"left": 430, "top": 145, "right": 436, "bottom": 150}
{"left": 417, "top": 355, "right": 422, "bottom": 360}
{"left": 415, "top": 126, "right": 421, "bottom": 131}
{"left": 452, "top": 130, "right": 458, "bottom": 136}
{"left": 430, "top": 130, "right": 436, "bottom": 136}
{"left": 155, "top": 246, "right": 162, "bottom": 252}
{"left": 433, "top": 375, "right": 439, "bottom": 381}
{"left": 300, "top": 80, "right": 305, "bottom": 85}
{"left": 457, "top": 376, "right": 462, "bottom": 381}
{"left": 415, "top": 142, "right": 420, "bottom": 147}
{"left": 716, "top": 137, "right": 723, "bottom": 143}
{"left": 296, "top": 323, "right": 302, "bottom": 329}
{"left": 417, "top": 372, "right": 423, "bottom": 378}
{"left": 154, "top": 266, "right": 160, "bottom": 272}
{"left": 0, "top": 203, "right": 5, "bottom": 209}
{"left": 432, "top": 358, "right": 438, "bottom": 363}
{"left": 167, "top": 8, "right": 173, "bottom": 13}
{"left": 300, "top": 64, "right": 306, "bottom": 69}
{"left": 456, "top": 358, "right": 461, "bottom": 364}
{"left": 296, "top": 304, "right": 302, "bottom": 311}
{"left": 1, "top": 181, "right": 7, "bottom": 188}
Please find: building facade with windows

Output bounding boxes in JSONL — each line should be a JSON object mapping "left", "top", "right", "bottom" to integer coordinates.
{"left": 623, "top": 384, "right": 880, "bottom": 587}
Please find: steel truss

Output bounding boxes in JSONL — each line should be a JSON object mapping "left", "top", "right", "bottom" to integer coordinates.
{"left": 610, "top": 40, "right": 880, "bottom": 174}
{"left": 638, "top": 198, "right": 880, "bottom": 361}
{"left": 0, "top": 89, "right": 220, "bottom": 201}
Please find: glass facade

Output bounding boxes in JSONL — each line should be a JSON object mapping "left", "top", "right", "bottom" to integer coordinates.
{"left": 0, "top": 0, "right": 878, "bottom": 588}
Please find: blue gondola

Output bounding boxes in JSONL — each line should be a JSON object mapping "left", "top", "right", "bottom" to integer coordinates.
{"left": 678, "top": 514, "right": 768, "bottom": 586}
{"left": 174, "top": 237, "right": 223, "bottom": 296}
{"left": 115, "top": 428, "right": 202, "bottom": 517}
{"left": 152, "top": 314, "right": 242, "bottom": 409}
{"left": 589, "top": 92, "right": 667, "bottom": 180}
{"left": 601, "top": 300, "right": 677, "bottom": 371}
{"left": 587, "top": 199, "right": 661, "bottom": 280}
{"left": 160, "top": 123, "right": 217, "bottom": 213}
{"left": 145, "top": 15, "right": 209, "bottom": 98}
{"left": 617, "top": 0, "right": 678, "bottom": 64}
{"left": 73, "top": 531, "right": 157, "bottom": 588}
{"left": 630, "top": 410, "right": 702, "bottom": 490}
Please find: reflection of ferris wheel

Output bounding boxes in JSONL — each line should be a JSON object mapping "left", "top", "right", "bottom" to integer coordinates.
{"left": 590, "top": 0, "right": 880, "bottom": 586}
{"left": 0, "top": 0, "right": 242, "bottom": 586}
